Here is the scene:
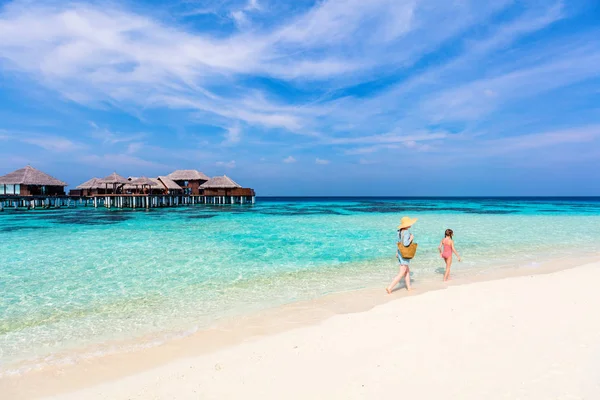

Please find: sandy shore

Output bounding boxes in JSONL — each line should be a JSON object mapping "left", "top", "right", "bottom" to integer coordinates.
{"left": 8, "top": 261, "right": 588, "bottom": 399}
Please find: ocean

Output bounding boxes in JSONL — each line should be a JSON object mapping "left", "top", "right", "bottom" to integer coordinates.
{"left": 1, "top": 197, "right": 600, "bottom": 371}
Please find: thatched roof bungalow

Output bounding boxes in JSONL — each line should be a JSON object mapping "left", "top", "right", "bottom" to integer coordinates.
{"left": 167, "top": 169, "right": 209, "bottom": 195}
{"left": 201, "top": 175, "right": 241, "bottom": 189}
{"left": 124, "top": 177, "right": 162, "bottom": 194}
{"left": 0, "top": 165, "right": 67, "bottom": 196}
{"left": 76, "top": 177, "right": 102, "bottom": 190}
{"left": 157, "top": 176, "right": 184, "bottom": 194}
{"left": 96, "top": 172, "right": 129, "bottom": 194}
{"left": 70, "top": 177, "right": 105, "bottom": 197}
{"left": 200, "top": 175, "right": 254, "bottom": 197}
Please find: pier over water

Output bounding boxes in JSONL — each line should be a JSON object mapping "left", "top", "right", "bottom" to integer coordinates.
{"left": 0, "top": 166, "right": 256, "bottom": 211}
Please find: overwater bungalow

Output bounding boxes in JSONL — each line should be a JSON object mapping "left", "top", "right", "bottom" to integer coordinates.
{"left": 1, "top": 165, "right": 255, "bottom": 210}
{"left": 97, "top": 172, "right": 129, "bottom": 194}
{"left": 157, "top": 176, "right": 184, "bottom": 195}
{"left": 201, "top": 175, "right": 255, "bottom": 204}
{"left": 166, "top": 170, "right": 209, "bottom": 195}
{"left": 72, "top": 177, "right": 105, "bottom": 197}
{"left": 0, "top": 165, "right": 67, "bottom": 196}
{"left": 124, "top": 177, "right": 163, "bottom": 195}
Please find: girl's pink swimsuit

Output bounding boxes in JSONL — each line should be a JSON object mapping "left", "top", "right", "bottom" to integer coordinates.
{"left": 442, "top": 240, "right": 452, "bottom": 258}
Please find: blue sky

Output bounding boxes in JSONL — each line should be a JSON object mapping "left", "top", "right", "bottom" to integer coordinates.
{"left": 0, "top": 0, "right": 599, "bottom": 196}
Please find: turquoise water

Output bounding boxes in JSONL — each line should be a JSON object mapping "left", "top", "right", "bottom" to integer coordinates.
{"left": 1, "top": 197, "right": 600, "bottom": 369}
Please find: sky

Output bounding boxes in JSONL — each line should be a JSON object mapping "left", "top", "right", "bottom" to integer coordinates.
{"left": 0, "top": 0, "right": 599, "bottom": 196}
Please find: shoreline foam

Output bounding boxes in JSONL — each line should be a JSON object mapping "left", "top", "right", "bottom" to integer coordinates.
{"left": 2, "top": 254, "right": 599, "bottom": 399}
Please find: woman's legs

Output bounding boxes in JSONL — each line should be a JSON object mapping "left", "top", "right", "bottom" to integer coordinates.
{"left": 404, "top": 266, "right": 412, "bottom": 291}
{"left": 387, "top": 264, "right": 410, "bottom": 293}
{"left": 443, "top": 257, "right": 452, "bottom": 281}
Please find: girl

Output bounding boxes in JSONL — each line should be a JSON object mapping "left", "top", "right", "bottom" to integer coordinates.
{"left": 386, "top": 216, "right": 417, "bottom": 293}
{"left": 439, "top": 229, "right": 461, "bottom": 281}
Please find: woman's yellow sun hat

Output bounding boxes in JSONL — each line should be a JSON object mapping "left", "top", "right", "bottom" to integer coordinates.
{"left": 398, "top": 216, "right": 418, "bottom": 230}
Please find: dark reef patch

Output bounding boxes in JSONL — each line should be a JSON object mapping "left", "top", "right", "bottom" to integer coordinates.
{"left": 1, "top": 226, "right": 48, "bottom": 233}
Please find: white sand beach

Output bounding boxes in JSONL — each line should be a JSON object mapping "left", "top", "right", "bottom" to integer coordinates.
{"left": 12, "top": 261, "right": 592, "bottom": 399}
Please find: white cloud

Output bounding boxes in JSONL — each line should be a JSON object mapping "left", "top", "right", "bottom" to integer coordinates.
{"left": 21, "top": 136, "right": 85, "bottom": 152}
{"left": 325, "top": 131, "right": 447, "bottom": 145}
{"left": 315, "top": 158, "right": 330, "bottom": 165}
{"left": 77, "top": 153, "right": 169, "bottom": 169}
{"left": 88, "top": 123, "right": 146, "bottom": 145}
{"left": 483, "top": 125, "right": 600, "bottom": 153}
{"left": 0, "top": 0, "right": 521, "bottom": 139}
{"left": 216, "top": 160, "right": 236, "bottom": 168}
{"left": 230, "top": 10, "right": 249, "bottom": 29}
{"left": 246, "top": 0, "right": 261, "bottom": 11}
{"left": 230, "top": 0, "right": 262, "bottom": 29}
{"left": 0, "top": 0, "right": 596, "bottom": 168}
{"left": 1, "top": 132, "right": 87, "bottom": 152}
{"left": 222, "top": 126, "right": 242, "bottom": 145}
{"left": 344, "top": 144, "right": 398, "bottom": 155}
{"left": 283, "top": 156, "right": 296, "bottom": 163}
{"left": 423, "top": 47, "right": 600, "bottom": 123}
{"left": 126, "top": 142, "right": 144, "bottom": 154}
{"left": 358, "top": 158, "right": 376, "bottom": 165}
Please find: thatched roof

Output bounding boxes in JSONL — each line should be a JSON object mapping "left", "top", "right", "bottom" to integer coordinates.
{"left": 0, "top": 165, "right": 67, "bottom": 186}
{"left": 200, "top": 175, "right": 241, "bottom": 189}
{"left": 129, "top": 177, "right": 156, "bottom": 186}
{"left": 98, "top": 172, "right": 129, "bottom": 184}
{"left": 167, "top": 169, "right": 209, "bottom": 181}
{"left": 76, "top": 177, "right": 102, "bottom": 189}
{"left": 158, "top": 176, "right": 183, "bottom": 190}
{"left": 124, "top": 177, "right": 162, "bottom": 190}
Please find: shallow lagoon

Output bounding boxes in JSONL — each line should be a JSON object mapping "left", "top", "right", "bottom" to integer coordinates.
{"left": 1, "top": 197, "right": 600, "bottom": 367}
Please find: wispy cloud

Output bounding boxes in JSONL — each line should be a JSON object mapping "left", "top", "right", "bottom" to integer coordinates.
{"left": 315, "top": 158, "right": 330, "bottom": 165}
{"left": 0, "top": 0, "right": 520, "bottom": 135}
{"left": 474, "top": 125, "right": 600, "bottom": 155}
{"left": 0, "top": 131, "right": 87, "bottom": 152}
{"left": 222, "top": 125, "right": 242, "bottom": 145}
{"left": 20, "top": 136, "right": 86, "bottom": 152}
{"left": 230, "top": 0, "right": 262, "bottom": 29}
{"left": 0, "top": 0, "right": 598, "bottom": 194}
{"left": 88, "top": 123, "right": 146, "bottom": 145}
{"left": 126, "top": 142, "right": 144, "bottom": 154}
{"left": 77, "top": 153, "right": 170, "bottom": 170}
{"left": 422, "top": 46, "right": 600, "bottom": 123}
{"left": 216, "top": 160, "right": 236, "bottom": 168}
{"left": 358, "top": 158, "right": 376, "bottom": 165}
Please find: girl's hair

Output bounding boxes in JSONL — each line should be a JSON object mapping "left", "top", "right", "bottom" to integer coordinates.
{"left": 445, "top": 229, "right": 453, "bottom": 238}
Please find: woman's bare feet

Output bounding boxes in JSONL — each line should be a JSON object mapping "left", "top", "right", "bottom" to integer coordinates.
{"left": 386, "top": 287, "right": 392, "bottom": 294}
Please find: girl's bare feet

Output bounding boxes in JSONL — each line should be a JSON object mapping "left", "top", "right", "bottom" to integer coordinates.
{"left": 386, "top": 288, "right": 392, "bottom": 294}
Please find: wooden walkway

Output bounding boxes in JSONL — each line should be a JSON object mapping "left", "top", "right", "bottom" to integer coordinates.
{"left": 0, "top": 194, "right": 256, "bottom": 211}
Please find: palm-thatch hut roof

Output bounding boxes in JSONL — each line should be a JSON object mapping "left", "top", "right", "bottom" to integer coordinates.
{"left": 200, "top": 175, "right": 242, "bottom": 189}
{"left": 0, "top": 165, "right": 67, "bottom": 186}
{"left": 76, "top": 177, "right": 102, "bottom": 189}
{"left": 97, "top": 172, "right": 129, "bottom": 184}
{"left": 124, "top": 177, "right": 163, "bottom": 190}
{"left": 158, "top": 176, "right": 183, "bottom": 190}
{"left": 167, "top": 169, "right": 209, "bottom": 181}
{"left": 129, "top": 177, "right": 156, "bottom": 186}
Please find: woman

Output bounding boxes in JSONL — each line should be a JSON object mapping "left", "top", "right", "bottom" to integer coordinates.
{"left": 439, "top": 228, "right": 461, "bottom": 281}
{"left": 386, "top": 216, "right": 417, "bottom": 293}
